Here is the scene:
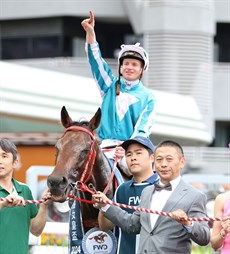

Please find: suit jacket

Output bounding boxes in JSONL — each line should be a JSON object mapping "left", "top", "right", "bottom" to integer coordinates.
{"left": 104, "top": 178, "right": 210, "bottom": 254}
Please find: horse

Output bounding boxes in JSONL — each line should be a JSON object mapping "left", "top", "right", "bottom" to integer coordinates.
{"left": 47, "top": 106, "right": 119, "bottom": 231}
{"left": 89, "top": 232, "right": 108, "bottom": 243}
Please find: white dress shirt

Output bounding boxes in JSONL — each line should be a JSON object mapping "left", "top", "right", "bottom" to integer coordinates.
{"left": 150, "top": 176, "right": 181, "bottom": 229}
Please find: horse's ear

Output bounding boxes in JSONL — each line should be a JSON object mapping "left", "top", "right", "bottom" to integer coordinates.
{"left": 61, "top": 106, "right": 73, "bottom": 128}
{"left": 89, "top": 108, "right": 101, "bottom": 131}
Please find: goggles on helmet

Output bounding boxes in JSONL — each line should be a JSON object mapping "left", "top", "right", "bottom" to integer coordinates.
{"left": 118, "top": 43, "right": 149, "bottom": 71}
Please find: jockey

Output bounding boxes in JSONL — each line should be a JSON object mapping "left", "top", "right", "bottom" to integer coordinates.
{"left": 81, "top": 11, "right": 156, "bottom": 176}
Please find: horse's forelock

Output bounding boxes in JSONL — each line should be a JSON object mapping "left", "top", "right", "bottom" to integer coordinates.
{"left": 71, "top": 121, "right": 90, "bottom": 127}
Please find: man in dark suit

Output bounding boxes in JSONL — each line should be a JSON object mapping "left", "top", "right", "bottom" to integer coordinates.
{"left": 92, "top": 140, "right": 210, "bottom": 254}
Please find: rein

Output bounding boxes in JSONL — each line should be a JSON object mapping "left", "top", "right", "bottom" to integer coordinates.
{"left": 64, "top": 126, "right": 116, "bottom": 195}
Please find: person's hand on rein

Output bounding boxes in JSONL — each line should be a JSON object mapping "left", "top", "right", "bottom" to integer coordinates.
{"left": 92, "top": 191, "right": 110, "bottom": 210}
{"left": 115, "top": 142, "right": 133, "bottom": 177}
{"left": 115, "top": 142, "right": 125, "bottom": 161}
{"left": 40, "top": 189, "right": 53, "bottom": 206}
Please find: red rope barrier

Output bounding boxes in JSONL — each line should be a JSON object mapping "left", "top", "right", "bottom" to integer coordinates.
{"left": 0, "top": 197, "right": 46, "bottom": 204}
{"left": 0, "top": 196, "right": 223, "bottom": 222}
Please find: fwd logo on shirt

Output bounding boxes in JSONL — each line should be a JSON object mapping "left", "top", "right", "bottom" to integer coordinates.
{"left": 128, "top": 196, "right": 141, "bottom": 205}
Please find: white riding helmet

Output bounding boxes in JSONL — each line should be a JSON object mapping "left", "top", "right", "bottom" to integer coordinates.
{"left": 118, "top": 43, "right": 149, "bottom": 71}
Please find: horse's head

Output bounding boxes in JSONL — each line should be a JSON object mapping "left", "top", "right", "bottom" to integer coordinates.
{"left": 47, "top": 106, "right": 101, "bottom": 202}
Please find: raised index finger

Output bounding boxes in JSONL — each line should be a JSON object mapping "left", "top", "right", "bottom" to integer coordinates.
{"left": 89, "top": 10, "right": 94, "bottom": 24}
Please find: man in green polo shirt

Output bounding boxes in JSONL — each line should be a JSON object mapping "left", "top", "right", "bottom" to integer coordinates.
{"left": 0, "top": 139, "right": 52, "bottom": 254}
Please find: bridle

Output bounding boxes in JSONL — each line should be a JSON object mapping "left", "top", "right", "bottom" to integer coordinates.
{"left": 62, "top": 125, "right": 117, "bottom": 229}
{"left": 63, "top": 126, "right": 116, "bottom": 195}
{"left": 64, "top": 126, "right": 96, "bottom": 192}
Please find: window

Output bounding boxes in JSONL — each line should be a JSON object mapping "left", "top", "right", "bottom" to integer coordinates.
{"left": 213, "top": 121, "right": 230, "bottom": 147}
{"left": 1, "top": 36, "right": 62, "bottom": 59}
{"left": 214, "top": 23, "right": 230, "bottom": 63}
{"left": 2, "top": 38, "right": 28, "bottom": 59}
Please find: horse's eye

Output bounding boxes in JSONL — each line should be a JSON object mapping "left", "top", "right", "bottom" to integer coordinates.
{"left": 82, "top": 149, "right": 90, "bottom": 155}
{"left": 79, "top": 149, "right": 90, "bottom": 159}
{"left": 72, "top": 171, "right": 77, "bottom": 177}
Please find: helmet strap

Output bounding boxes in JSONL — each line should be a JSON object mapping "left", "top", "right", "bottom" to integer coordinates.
{"left": 139, "top": 68, "right": 144, "bottom": 80}
{"left": 116, "top": 79, "right": 121, "bottom": 95}
{"left": 116, "top": 66, "right": 122, "bottom": 95}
